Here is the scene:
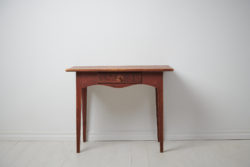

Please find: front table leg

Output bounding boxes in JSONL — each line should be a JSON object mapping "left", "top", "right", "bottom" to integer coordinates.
{"left": 76, "top": 79, "right": 82, "bottom": 153}
{"left": 155, "top": 88, "right": 160, "bottom": 142}
{"left": 156, "top": 82, "right": 164, "bottom": 153}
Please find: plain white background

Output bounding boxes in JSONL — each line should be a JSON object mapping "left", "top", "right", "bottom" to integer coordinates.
{"left": 0, "top": 0, "right": 250, "bottom": 140}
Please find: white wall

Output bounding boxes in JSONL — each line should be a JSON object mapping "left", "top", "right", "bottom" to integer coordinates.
{"left": 0, "top": 0, "right": 250, "bottom": 140}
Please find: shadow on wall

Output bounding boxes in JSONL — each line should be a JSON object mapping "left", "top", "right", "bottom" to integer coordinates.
{"left": 165, "top": 72, "right": 211, "bottom": 139}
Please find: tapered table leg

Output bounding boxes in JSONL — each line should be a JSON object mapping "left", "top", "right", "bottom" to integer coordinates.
{"left": 155, "top": 88, "right": 160, "bottom": 142}
{"left": 156, "top": 79, "right": 164, "bottom": 153}
{"left": 76, "top": 75, "right": 81, "bottom": 153}
{"left": 82, "top": 87, "right": 87, "bottom": 142}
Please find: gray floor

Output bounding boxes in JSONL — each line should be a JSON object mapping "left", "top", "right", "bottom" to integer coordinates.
{"left": 0, "top": 140, "right": 250, "bottom": 167}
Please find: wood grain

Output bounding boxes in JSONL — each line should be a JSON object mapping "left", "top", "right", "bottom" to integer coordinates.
{"left": 65, "top": 65, "right": 174, "bottom": 72}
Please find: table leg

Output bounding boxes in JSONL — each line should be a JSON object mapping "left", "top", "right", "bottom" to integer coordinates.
{"left": 76, "top": 82, "right": 81, "bottom": 153}
{"left": 156, "top": 84, "right": 164, "bottom": 153}
{"left": 82, "top": 87, "right": 87, "bottom": 142}
{"left": 155, "top": 88, "right": 160, "bottom": 142}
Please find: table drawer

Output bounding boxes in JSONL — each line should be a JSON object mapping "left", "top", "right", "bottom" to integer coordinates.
{"left": 98, "top": 72, "right": 142, "bottom": 84}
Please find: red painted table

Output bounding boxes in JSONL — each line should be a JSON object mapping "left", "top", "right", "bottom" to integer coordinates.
{"left": 65, "top": 65, "right": 174, "bottom": 153}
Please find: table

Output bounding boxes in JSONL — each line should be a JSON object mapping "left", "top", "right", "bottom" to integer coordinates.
{"left": 65, "top": 65, "right": 174, "bottom": 153}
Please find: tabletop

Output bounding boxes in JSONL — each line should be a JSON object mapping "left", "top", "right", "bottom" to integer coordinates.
{"left": 65, "top": 65, "right": 174, "bottom": 72}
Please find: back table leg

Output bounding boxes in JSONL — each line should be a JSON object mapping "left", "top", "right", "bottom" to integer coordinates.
{"left": 82, "top": 87, "right": 87, "bottom": 142}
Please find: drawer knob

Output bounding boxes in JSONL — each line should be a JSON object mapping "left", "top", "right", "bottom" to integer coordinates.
{"left": 116, "top": 75, "right": 124, "bottom": 82}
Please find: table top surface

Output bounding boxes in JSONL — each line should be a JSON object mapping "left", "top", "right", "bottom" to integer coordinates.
{"left": 65, "top": 65, "right": 174, "bottom": 72}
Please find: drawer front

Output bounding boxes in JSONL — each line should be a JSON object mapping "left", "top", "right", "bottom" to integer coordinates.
{"left": 98, "top": 72, "right": 142, "bottom": 84}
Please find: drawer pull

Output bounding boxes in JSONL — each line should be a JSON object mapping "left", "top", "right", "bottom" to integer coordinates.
{"left": 116, "top": 75, "right": 124, "bottom": 82}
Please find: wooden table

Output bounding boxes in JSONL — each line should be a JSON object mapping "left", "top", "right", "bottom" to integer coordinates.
{"left": 65, "top": 65, "right": 174, "bottom": 153}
